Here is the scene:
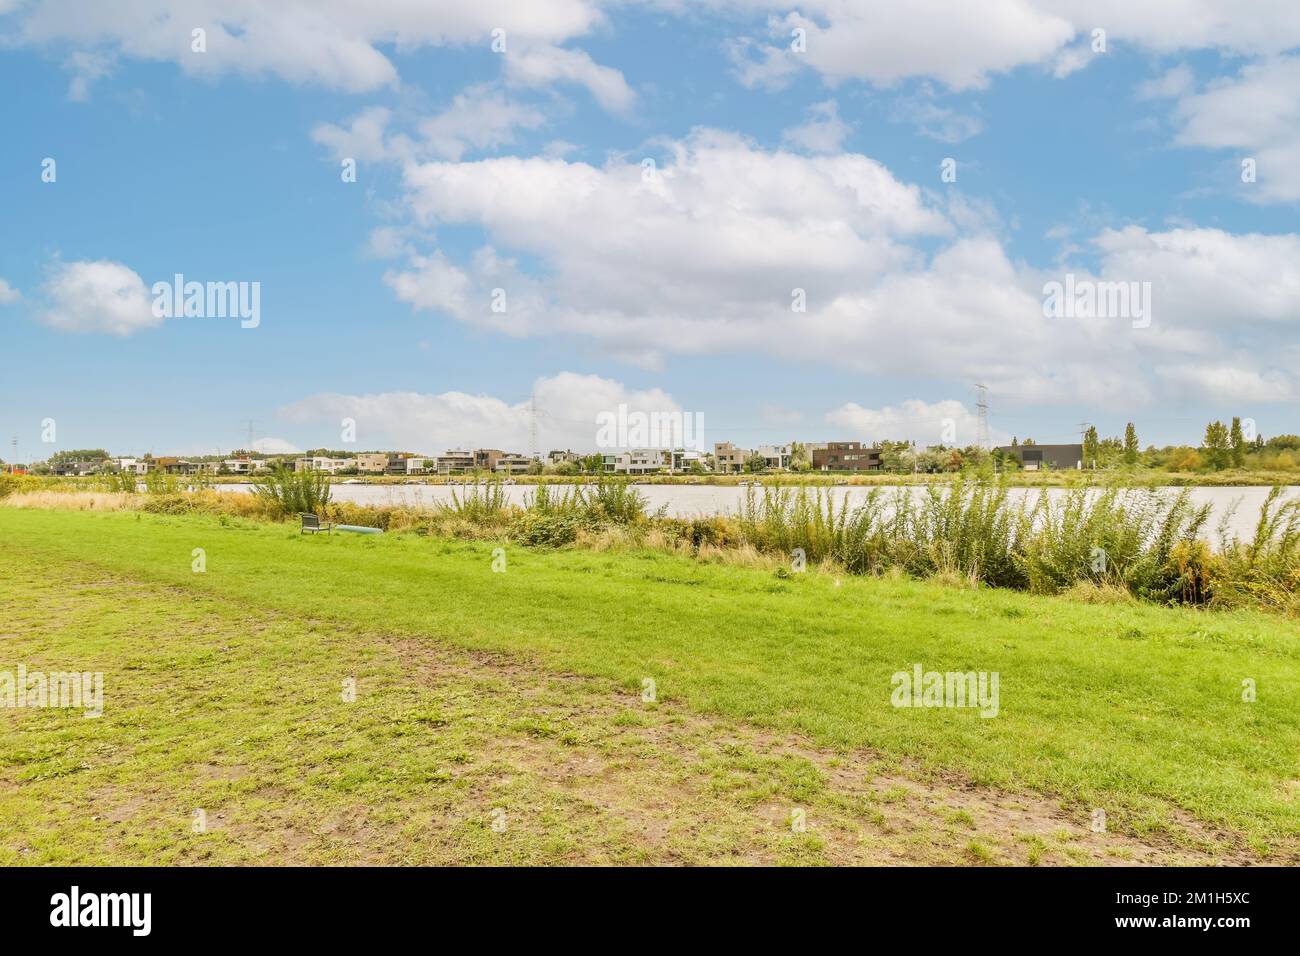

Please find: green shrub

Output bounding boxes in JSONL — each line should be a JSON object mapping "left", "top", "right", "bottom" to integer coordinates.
{"left": 441, "top": 479, "right": 509, "bottom": 524}
{"left": 582, "top": 477, "right": 647, "bottom": 524}
{"left": 250, "top": 466, "right": 332, "bottom": 518}
{"left": 510, "top": 510, "right": 583, "bottom": 547}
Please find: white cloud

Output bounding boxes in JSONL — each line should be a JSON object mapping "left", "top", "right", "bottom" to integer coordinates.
{"left": 0, "top": 279, "right": 21, "bottom": 304}
{"left": 827, "top": 399, "right": 1009, "bottom": 447}
{"left": 1154, "top": 364, "right": 1295, "bottom": 403}
{"left": 311, "top": 106, "right": 394, "bottom": 163}
{"left": 781, "top": 100, "right": 851, "bottom": 154}
{"left": 64, "top": 50, "right": 114, "bottom": 101}
{"left": 374, "top": 130, "right": 1300, "bottom": 407}
{"left": 1137, "top": 64, "right": 1195, "bottom": 100}
{"left": 1166, "top": 55, "right": 1300, "bottom": 204}
{"left": 278, "top": 372, "right": 684, "bottom": 452}
{"left": 251, "top": 437, "right": 302, "bottom": 455}
{"left": 418, "top": 85, "right": 548, "bottom": 160}
{"left": 727, "top": 1, "right": 1076, "bottom": 91}
{"left": 313, "top": 86, "right": 549, "bottom": 167}
{"left": 721, "top": 1, "right": 1300, "bottom": 90}
{"left": 503, "top": 45, "right": 635, "bottom": 112}
{"left": 1091, "top": 225, "right": 1300, "bottom": 325}
{"left": 8, "top": 0, "right": 621, "bottom": 98}
{"left": 40, "top": 260, "right": 160, "bottom": 336}
{"left": 889, "top": 91, "right": 984, "bottom": 143}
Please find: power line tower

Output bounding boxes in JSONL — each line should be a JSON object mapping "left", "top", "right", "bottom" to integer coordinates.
{"left": 974, "top": 384, "right": 990, "bottom": 451}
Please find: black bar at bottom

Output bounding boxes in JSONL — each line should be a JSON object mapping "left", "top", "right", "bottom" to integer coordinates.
{"left": 0, "top": 866, "right": 1279, "bottom": 941}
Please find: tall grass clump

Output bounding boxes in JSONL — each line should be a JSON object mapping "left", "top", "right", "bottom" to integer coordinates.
{"left": 441, "top": 478, "right": 509, "bottom": 525}
{"left": 1215, "top": 487, "right": 1300, "bottom": 613}
{"left": 582, "top": 476, "right": 647, "bottom": 525}
{"left": 250, "top": 465, "right": 332, "bottom": 518}
{"left": 1015, "top": 486, "right": 1212, "bottom": 599}
{"left": 899, "top": 480, "right": 1026, "bottom": 586}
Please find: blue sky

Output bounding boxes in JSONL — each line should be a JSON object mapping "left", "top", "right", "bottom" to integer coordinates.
{"left": 1, "top": 1, "right": 1297, "bottom": 460}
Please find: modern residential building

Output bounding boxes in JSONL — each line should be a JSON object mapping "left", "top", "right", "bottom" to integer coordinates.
{"left": 294, "top": 456, "right": 355, "bottom": 473}
{"left": 756, "top": 443, "right": 793, "bottom": 470}
{"left": 116, "top": 457, "right": 154, "bottom": 475}
{"left": 995, "top": 443, "right": 1083, "bottom": 471}
{"left": 473, "top": 449, "right": 505, "bottom": 472}
{"left": 669, "top": 448, "right": 707, "bottom": 472}
{"left": 626, "top": 449, "right": 667, "bottom": 474}
{"left": 493, "top": 453, "right": 533, "bottom": 475}
{"left": 355, "top": 453, "right": 388, "bottom": 474}
{"left": 811, "top": 442, "right": 882, "bottom": 472}
{"left": 547, "top": 449, "right": 582, "bottom": 466}
{"left": 383, "top": 453, "right": 422, "bottom": 475}
{"left": 49, "top": 459, "right": 104, "bottom": 476}
{"left": 222, "top": 457, "right": 268, "bottom": 475}
{"left": 436, "top": 450, "right": 474, "bottom": 475}
{"left": 713, "top": 441, "right": 750, "bottom": 474}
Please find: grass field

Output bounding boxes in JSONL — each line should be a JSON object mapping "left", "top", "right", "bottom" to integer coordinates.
{"left": 2, "top": 506, "right": 1298, "bottom": 865}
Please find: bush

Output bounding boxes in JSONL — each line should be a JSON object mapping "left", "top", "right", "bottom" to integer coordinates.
{"left": 250, "top": 466, "right": 331, "bottom": 518}
{"left": 440, "top": 479, "right": 509, "bottom": 524}
{"left": 510, "top": 510, "right": 583, "bottom": 547}
{"left": 582, "top": 477, "right": 647, "bottom": 524}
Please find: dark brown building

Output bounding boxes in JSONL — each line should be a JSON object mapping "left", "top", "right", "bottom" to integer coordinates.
{"left": 811, "top": 441, "right": 882, "bottom": 471}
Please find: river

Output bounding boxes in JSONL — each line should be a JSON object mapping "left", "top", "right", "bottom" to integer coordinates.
{"left": 219, "top": 482, "right": 1300, "bottom": 543}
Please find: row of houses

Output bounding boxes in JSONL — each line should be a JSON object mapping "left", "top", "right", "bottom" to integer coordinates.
{"left": 46, "top": 440, "right": 1086, "bottom": 478}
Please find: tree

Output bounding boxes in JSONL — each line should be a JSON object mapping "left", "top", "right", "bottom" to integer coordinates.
{"left": 1230, "top": 417, "right": 1246, "bottom": 468}
{"left": 48, "top": 448, "right": 110, "bottom": 464}
{"left": 1168, "top": 446, "right": 1202, "bottom": 471}
{"left": 1083, "top": 426, "right": 1100, "bottom": 469}
{"left": 1122, "top": 423, "right": 1138, "bottom": 466}
{"left": 1202, "top": 421, "right": 1230, "bottom": 470}
{"left": 744, "top": 453, "right": 767, "bottom": 473}
{"left": 789, "top": 441, "right": 809, "bottom": 471}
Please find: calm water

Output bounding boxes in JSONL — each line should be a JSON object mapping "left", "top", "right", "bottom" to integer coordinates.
{"left": 221, "top": 482, "right": 1300, "bottom": 543}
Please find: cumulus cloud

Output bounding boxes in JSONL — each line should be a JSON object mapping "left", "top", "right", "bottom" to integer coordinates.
{"left": 313, "top": 87, "right": 549, "bottom": 166}
{"left": 1091, "top": 226, "right": 1300, "bottom": 325}
{"left": 418, "top": 85, "right": 548, "bottom": 160}
{"left": 503, "top": 45, "right": 635, "bottom": 112}
{"left": 374, "top": 129, "right": 1300, "bottom": 407}
{"left": 40, "top": 260, "right": 160, "bottom": 336}
{"left": 250, "top": 437, "right": 302, "bottom": 455}
{"left": 827, "top": 399, "right": 1010, "bottom": 448}
{"left": 721, "top": 0, "right": 1300, "bottom": 90}
{"left": 1166, "top": 55, "right": 1300, "bottom": 204}
{"left": 6, "top": 0, "right": 626, "bottom": 103}
{"left": 781, "top": 100, "right": 851, "bottom": 154}
{"left": 0, "top": 279, "right": 21, "bottom": 304}
{"left": 278, "top": 372, "right": 684, "bottom": 453}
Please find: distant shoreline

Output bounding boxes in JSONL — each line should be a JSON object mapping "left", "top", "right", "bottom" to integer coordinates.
{"left": 184, "top": 470, "right": 1300, "bottom": 489}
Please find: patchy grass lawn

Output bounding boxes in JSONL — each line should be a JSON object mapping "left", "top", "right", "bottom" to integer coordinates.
{"left": 1, "top": 507, "right": 1298, "bottom": 864}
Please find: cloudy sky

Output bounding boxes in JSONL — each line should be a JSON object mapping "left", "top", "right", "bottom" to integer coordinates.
{"left": 2, "top": 0, "right": 1297, "bottom": 458}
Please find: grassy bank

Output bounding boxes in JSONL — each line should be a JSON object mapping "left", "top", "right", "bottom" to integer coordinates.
{"left": 1, "top": 506, "right": 1298, "bottom": 863}
{"left": 18, "top": 472, "right": 1298, "bottom": 615}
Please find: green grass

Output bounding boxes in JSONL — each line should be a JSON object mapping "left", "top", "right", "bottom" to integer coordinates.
{"left": 2, "top": 506, "right": 1299, "bottom": 863}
